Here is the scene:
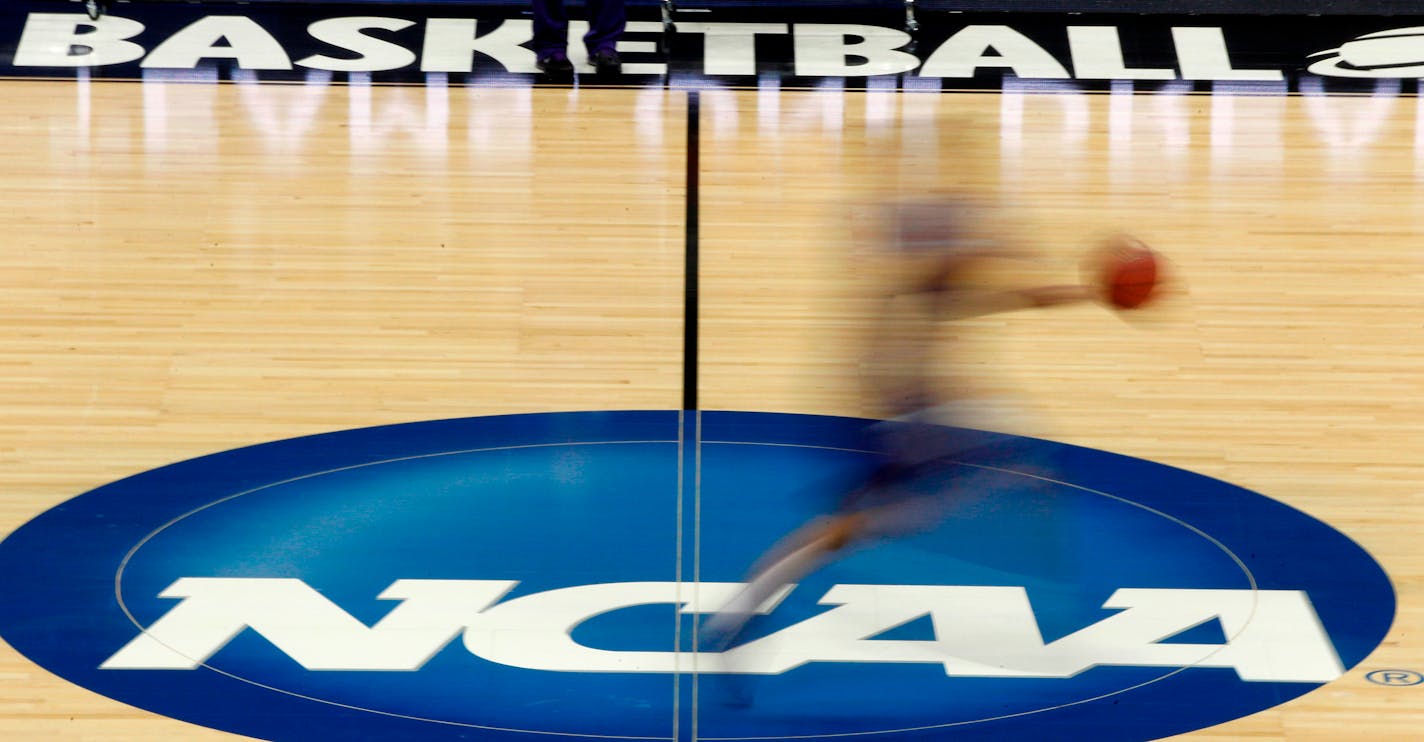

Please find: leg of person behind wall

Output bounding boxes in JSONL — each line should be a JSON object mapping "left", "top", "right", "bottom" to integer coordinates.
{"left": 531, "top": 0, "right": 574, "bottom": 73}
{"left": 584, "top": 0, "right": 627, "bottom": 73}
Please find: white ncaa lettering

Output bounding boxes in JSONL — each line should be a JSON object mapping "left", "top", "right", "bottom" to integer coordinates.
{"left": 103, "top": 579, "right": 1344, "bottom": 683}
{"left": 1039, "top": 588, "right": 1344, "bottom": 682}
{"left": 725, "top": 584, "right": 1050, "bottom": 676}
{"left": 464, "top": 582, "right": 751, "bottom": 672}
{"left": 102, "top": 578, "right": 516, "bottom": 670}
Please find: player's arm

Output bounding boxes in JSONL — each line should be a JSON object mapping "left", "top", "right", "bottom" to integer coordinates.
{"left": 1015, "top": 284, "right": 1098, "bottom": 307}
{"left": 937, "top": 283, "right": 1096, "bottom": 317}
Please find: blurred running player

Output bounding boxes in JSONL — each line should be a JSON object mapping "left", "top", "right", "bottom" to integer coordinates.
{"left": 702, "top": 195, "right": 1107, "bottom": 672}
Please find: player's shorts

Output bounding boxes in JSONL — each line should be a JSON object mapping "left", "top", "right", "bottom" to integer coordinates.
{"left": 836, "top": 400, "right": 1050, "bottom": 524}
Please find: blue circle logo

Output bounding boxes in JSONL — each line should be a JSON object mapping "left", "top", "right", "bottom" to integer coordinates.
{"left": 0, "top": 411, "right": 1395, "bottom": 740}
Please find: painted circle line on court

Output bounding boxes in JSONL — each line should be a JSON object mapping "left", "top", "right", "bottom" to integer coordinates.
{"left": 0, "top": 411, "right": 1396, "bottom": 741}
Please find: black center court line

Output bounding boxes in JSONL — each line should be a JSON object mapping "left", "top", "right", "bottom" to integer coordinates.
{"left": 683, "top": 90, "right": 701, "bottom": 412}
{"left": 681, "top": 89, "right": 704, "bottom": 741}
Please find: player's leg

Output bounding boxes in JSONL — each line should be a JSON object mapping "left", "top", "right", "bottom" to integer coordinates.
{"left": 703, "top": 514, "right": 855, "bottom": 647}
{"left": 700, "top": 515, "right": 869, "bottom": 709}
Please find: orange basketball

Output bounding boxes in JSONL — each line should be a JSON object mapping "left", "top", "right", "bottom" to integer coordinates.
{"left": 1101, "top": 238, "right": 1160, "bottom": 310}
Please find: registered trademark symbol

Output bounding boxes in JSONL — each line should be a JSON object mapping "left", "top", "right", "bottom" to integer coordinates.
{"left": 1365, "top": 669, "right": 1423, "bottom": 686}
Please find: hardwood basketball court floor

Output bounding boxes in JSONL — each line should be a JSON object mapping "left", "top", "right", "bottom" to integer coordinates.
{"left": 0, "top": 4, "right": 1420, "bottom": 740}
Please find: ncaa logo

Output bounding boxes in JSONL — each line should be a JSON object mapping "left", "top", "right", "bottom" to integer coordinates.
{"left": 0, "top": 411, "right": 1394, "bottom": 740}
{"left": 1308, "top": 27, "right": 1424, "bottom": 77}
